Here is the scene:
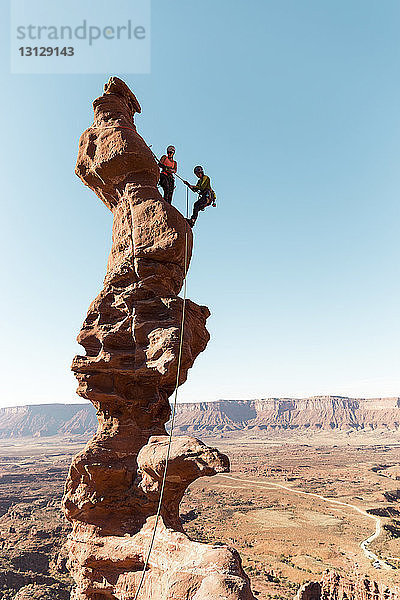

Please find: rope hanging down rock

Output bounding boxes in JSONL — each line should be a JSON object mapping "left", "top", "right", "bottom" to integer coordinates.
{"left": 132, "top": 187, "right": 190, "bottom": 600}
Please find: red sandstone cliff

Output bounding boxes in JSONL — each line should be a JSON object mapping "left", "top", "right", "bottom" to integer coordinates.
{"left": 172, "top": 396, "right": 400, "bottom": 434}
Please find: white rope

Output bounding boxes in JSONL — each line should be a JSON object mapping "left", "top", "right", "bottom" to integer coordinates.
{"left": 132, "top": 187, "right": 190, "bottom": 600}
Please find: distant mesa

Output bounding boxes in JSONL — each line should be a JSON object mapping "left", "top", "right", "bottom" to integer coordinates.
{"left": 1, "top": 396, "right": 399, "bottom": 439}
{"left": 0, "top": 404, "right": 96, "bottom": 438}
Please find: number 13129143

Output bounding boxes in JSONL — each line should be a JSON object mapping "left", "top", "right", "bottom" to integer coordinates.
{"left": 18, "top": 47, "right": 74, "bottom": 56}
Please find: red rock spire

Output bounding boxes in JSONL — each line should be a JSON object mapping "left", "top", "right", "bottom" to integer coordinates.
{"left": 62, "top": 77, "right": 255, "bottom": 600}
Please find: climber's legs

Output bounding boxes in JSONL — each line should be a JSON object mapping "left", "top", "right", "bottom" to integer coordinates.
{"left": 159, "top": 173, "right": 175, "bottom": 204}
{"left": 189, "top": 194, "right": 209, "bottom": 226}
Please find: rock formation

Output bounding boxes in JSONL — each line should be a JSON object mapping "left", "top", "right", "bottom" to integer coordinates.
{"left": 62, "top": 77, "right": 254, "bottom": 600}
{"left": 172, "top": 396, "right": 400, "bottom": 434}
{"left": 296, "top": 571, "right": 400, "bottom": 600}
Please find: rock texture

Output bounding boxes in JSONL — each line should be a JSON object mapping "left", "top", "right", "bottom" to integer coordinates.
{"left": 3, "top": 396, "right": 400, "bottom": 439}
{"left": 296, "top": 571, "right": 400, "bottom": 600}
{"left": 62, "top": 77, "right": 254, "bottom": 600}
{"left": 13, "top": 584, "right": 70, "bottom": 600}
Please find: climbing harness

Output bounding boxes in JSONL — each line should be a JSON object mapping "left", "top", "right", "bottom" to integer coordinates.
{"left": 131, "top": 187, "right": 190, "bottom": 600}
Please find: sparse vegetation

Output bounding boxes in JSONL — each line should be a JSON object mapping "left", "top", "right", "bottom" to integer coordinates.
{"left": 1, "top": 436, "right": 400, "bottom": 598}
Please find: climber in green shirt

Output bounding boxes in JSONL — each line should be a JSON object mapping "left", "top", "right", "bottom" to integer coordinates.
{"left": 183, "top": 166, "right": 216, "bottom": 227}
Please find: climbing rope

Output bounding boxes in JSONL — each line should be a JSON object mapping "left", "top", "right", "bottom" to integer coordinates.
{"left": 132, "top": 187, "right": 190, "bottom": 600}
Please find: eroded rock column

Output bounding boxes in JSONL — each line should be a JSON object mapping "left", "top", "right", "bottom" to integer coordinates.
{"left": 62, "top": 77, "right": 255, "bottom": 600}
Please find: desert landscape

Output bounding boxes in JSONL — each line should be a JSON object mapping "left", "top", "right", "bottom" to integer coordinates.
{"left": 4, "top": 1, "right": 399, "bottom": 598}
{"left": 0, "top": 420, "right": 399, "bottom": 599}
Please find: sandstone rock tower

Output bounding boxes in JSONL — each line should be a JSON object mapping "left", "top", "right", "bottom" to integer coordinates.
{"left": 62, "top": 77, "right": 255, "bottom": 600}
{"left": 297, "top": 571, "right": 400, "bottom": 600}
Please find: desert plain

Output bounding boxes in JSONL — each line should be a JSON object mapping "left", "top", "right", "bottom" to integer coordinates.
{"left": 0, "top": 430, "right": 399, "bottom": 599}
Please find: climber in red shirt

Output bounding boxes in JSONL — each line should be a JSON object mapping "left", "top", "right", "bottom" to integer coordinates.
{"left": 159, "top": 145, "right": 177, "bottom": 205}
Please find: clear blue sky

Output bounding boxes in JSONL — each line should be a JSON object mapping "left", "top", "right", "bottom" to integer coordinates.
{"left": 1, "top": 0, "right": 399, "bottom": 408}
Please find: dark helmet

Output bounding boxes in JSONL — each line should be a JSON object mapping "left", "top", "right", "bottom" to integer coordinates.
{"left": 194, "top": 165, "right": 203, "bottom": 176}
{"left": 167, "top": 145, "right": 175, "bottom": 153}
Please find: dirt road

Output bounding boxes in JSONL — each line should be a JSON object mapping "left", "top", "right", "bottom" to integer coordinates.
{"left": 218, "top": 474, "right": 391, "bottom": 571}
